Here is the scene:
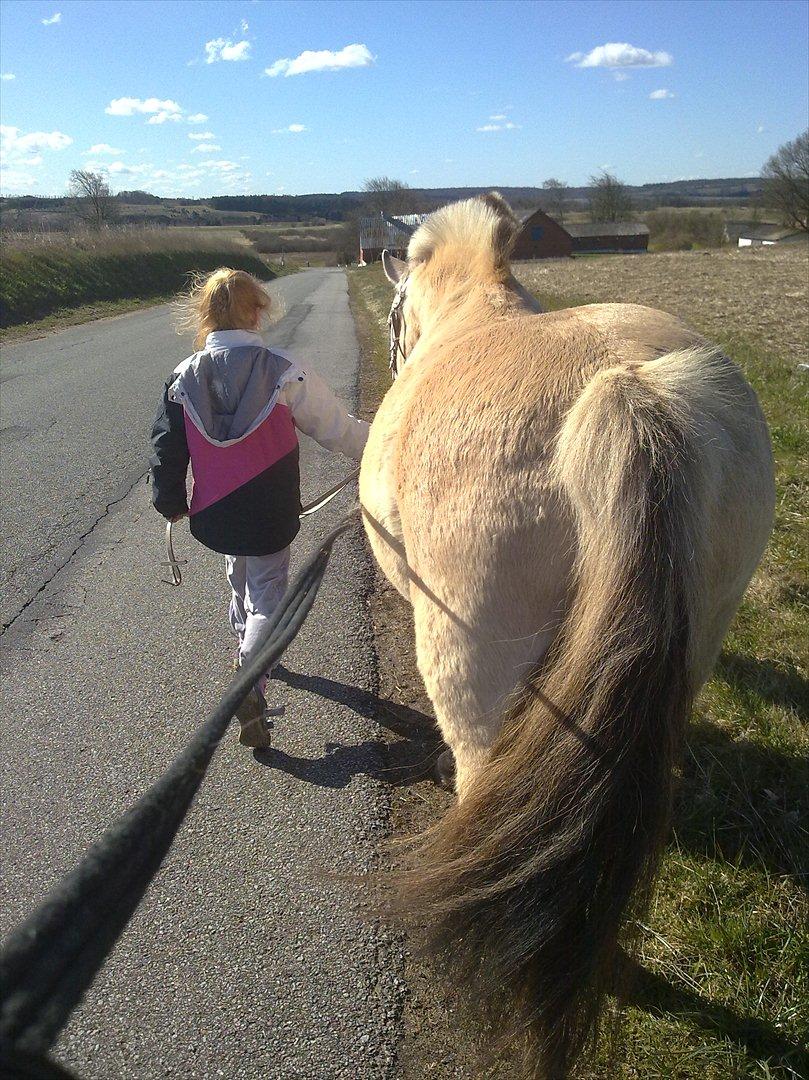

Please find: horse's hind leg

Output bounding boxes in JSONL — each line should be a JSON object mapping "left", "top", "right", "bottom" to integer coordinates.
{"left": 410, "top": 591, "right": 561, "bottom": 800}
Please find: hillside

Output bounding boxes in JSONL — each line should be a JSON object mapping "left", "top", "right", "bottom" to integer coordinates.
{"left": 0, "top": 177, "right": 766, "bottom": 232}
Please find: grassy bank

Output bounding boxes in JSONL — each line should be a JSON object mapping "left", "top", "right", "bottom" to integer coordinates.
{"left": 0, "top": 228, "right": 277, "bottom": 328}
{"left": 349, "top": 258, "right": 808, "bottom": 1080}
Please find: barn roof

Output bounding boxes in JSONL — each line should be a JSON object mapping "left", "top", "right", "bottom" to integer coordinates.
{"left": 518, "top": 207, "right": 556, "bottom": 224}
{"left": 566, "top": 221, "right": 650, "bottom": 238}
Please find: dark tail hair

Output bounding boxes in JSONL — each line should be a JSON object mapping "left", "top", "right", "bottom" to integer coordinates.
{"left": 394, "top": 350, "right": 715, "bottom": 1077}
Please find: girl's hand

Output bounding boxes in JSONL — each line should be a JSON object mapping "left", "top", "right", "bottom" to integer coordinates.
{"left": 169, "top": 511, "right": 188, "bottom": 523}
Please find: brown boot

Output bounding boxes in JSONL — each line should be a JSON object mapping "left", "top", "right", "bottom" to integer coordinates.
{"left": 235, "top": 683, "right": 274, "bottom": 749}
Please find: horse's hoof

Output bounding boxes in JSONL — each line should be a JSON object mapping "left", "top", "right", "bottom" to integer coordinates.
{"left": 435, "top": 748, "right": 456, "bottom": 791}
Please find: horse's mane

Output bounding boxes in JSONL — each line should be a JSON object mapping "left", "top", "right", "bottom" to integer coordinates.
{"left": 407, "top": 192, "right": 519, "bottom": 281}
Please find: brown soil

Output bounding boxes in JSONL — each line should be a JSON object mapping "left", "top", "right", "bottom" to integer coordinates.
{"left": 514, "top": 246, "right": 809, "bottom": 364}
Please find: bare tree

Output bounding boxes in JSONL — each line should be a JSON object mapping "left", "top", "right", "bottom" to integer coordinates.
{"left": 361, "top": 176, "right": 413, "bottom": 216}
{"left": 762, "top": 130, "right": 809, "bottom": 233}
{"left": 68, "top": 169, "right": 117, "bottom": 228}
{"left": 588, "top": 170, "right": 634, "bottom": 223}
{"left": 541, "top": 178, "right": 569, "bottom": 224}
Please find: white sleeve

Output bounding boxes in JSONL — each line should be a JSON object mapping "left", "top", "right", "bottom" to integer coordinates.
{"left": 283, "top": 367, "right": 369, "bottom": 461}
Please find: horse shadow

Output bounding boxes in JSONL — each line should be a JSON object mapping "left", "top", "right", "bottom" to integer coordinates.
{"left": 616, "top": 952, "right": 808, "bottom": 1075}
{"left": 252, "top": 664, "right": 444, "bottom": 790}
{"left": 713, "top": 649, "right": 809, "bottom": 715}
{"left": 674, "top": 650, "right": 808, "bottom": 891}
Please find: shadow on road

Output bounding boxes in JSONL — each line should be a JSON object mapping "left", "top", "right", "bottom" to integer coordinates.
{"left": 252, "top": 665, "right": 445, "bottom": 789}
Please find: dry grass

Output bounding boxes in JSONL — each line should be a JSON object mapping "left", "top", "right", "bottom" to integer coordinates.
{"left": 0, "top": 226, "right": 277, "bottom": 327}
{"left": 350, "top": 255, "right": 808, "bottom": 1080}
{"left": 515, "top": 247, "right": 809, "bottom": 366}
{"left": 1, "top": 224, "right": 252, "bottom": 256}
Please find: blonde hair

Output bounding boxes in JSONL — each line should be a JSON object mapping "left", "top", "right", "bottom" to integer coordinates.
{"left": 177, "top": 268, "right": 272, "bottom": 350}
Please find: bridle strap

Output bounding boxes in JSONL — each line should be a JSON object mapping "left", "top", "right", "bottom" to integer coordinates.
{"left": 387, "top": 275, "right": 409, "bottom": 380}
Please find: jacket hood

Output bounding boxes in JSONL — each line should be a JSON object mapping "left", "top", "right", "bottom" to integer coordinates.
{"left": 170, "top": 342, "right": 294, "bottom": 444}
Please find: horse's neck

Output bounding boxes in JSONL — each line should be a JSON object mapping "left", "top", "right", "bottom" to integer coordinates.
{"left": 424, "top": 278, "right": 533, "bottom": 339}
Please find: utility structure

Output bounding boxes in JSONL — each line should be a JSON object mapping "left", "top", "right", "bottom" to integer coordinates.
{"left": 357, "top": 212, "right": 429, "bottom": 264}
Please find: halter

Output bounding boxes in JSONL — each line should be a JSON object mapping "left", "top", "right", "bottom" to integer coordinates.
{"left": 386, "top": 274, "right": 410, "bottom": 380}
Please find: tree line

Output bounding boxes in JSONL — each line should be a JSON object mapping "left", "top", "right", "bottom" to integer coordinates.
{"left": 37, "top": 128, "right": 809, "bottom": 234}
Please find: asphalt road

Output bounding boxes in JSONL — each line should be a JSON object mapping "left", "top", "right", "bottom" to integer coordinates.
{"left": 0, "top": 270, "right": 404, "bottom": 1079}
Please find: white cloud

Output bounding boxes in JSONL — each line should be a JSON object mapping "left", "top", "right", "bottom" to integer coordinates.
{"left": 476, "top": 120, "right": 520, "bottom": 132}
{"left": 188, "top": 131, "right": 215, "bottom": 140}
{"left": 566, "top": 42, "right": 673, "bottom": 69}
{"left": 86, "top": 160, "right": 151, "bottom": 176}
{"left": 757, "top": 123, "right": 766, "bottom": 133}
{"left": 1, "top": 126, "right": 71, "bottom": 190}
{"left": 489, "top": 113, "right": 506, "bottom": 121}
{"left": 41, "top": 12, "right": 61, "bottom": 25}
{"left": 86, "top": 143, "right": 123, "bottom": 155}
{"left": 265, "top": 43, "right": 373, "bottom": 77}
{"left": 206, "top": 160, "right": 239, "bottom": 172}
{"left": 147, "top": 110, "right": 183, "bottom": 125}
{"left": 187, "top": 113, "right": 209, "bottom": 124}
{"left": 205, "top": 38, "right": 251, "bottom": 63}
{"left": 1, "top": 125, "right": 73, "bottom": 162}
{"left": 0, "top": 167, "right": 39, "bottom": 191}
{"left": 192, "top": 143, "right": 222, "bottom": 153}
{"left": 271, "top": 123, "right": 307, "bottom": 134}
{"left": 649, "top": 88, "right": 675, "bottom": 99}
{"left": 1, "top": 73, "right": 15, "bottom": 81}
{"left": 106, "top": 97, "right": 183, "bottom": 122}
{"left": 240, "top": 19, "right": 249, "bottom": 33}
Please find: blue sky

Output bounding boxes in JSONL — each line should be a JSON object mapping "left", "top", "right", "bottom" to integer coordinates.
{"left": 1, "top": 0, "right": 807, "bottom": 198}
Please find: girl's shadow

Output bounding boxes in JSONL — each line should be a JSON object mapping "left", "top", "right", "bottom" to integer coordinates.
{"left": 252, "top": 664, "right": 445, "bottom": 790}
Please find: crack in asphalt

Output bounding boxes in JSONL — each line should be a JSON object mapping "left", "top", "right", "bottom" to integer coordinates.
{"left": 1, "top": 469, "right": 149, "bottom": 637}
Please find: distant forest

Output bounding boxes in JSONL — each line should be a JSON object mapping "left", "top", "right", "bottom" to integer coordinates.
{"left": 1, "top": 177, "right": 766, "bottom": 227}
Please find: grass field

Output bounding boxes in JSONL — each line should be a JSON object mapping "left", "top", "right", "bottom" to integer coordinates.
{"left": 348, "top": 251, "right": 808, "bottom": 1080}
{"left": 0, "top": 227, "right": 279, "bottom": 329}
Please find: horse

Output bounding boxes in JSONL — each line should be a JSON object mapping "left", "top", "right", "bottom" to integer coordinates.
{"left": 358, "top": 193, "right": 775, "bottom": 1077}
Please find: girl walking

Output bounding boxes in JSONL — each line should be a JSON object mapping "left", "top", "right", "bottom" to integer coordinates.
{"left": 149, "top": 268, "right": 368, "bottom": 749}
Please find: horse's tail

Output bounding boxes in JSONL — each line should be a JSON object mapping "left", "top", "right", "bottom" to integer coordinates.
{"left": 397, "top": 348, "right": 721, "bottom": 1077}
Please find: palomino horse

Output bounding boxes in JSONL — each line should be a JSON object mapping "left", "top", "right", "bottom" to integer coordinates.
{"left": 359, "top": 193, "right": 774, "bottom": 1077}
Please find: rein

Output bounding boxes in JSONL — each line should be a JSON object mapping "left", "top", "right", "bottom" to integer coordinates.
{"left": 386, "top": 275, "right": 410, "bottom": 380}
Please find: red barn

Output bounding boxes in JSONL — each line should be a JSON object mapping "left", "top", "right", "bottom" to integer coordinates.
{"left": 511, "top": 209, "right": 573, "bottom": 259}
{"left": 511, "top": 210, "right": 650, "bottom": 259}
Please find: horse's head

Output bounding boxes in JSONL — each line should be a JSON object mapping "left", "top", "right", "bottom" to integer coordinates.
{"left": 382, "top": 193, "right": 519, "bottom": 379}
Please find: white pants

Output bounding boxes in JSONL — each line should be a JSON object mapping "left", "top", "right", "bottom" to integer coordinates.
{"left": 226, "top": 548, "right": 291, "bottom": 687}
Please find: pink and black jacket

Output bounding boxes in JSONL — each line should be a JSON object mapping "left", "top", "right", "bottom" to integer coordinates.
{"left": 149, "top": 330, "right": 368, "bottom": 556}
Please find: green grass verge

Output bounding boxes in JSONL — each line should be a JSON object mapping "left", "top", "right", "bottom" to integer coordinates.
{"left": 350, "top": 263, "right": 808, "bottom": 1080}
{"left": 0, "top": 243, "right": 276, "bottom": 328}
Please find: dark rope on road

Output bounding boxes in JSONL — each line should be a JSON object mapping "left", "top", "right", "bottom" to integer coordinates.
{"left": 0, "top": 508, "right": 360, "bottom": 1076}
